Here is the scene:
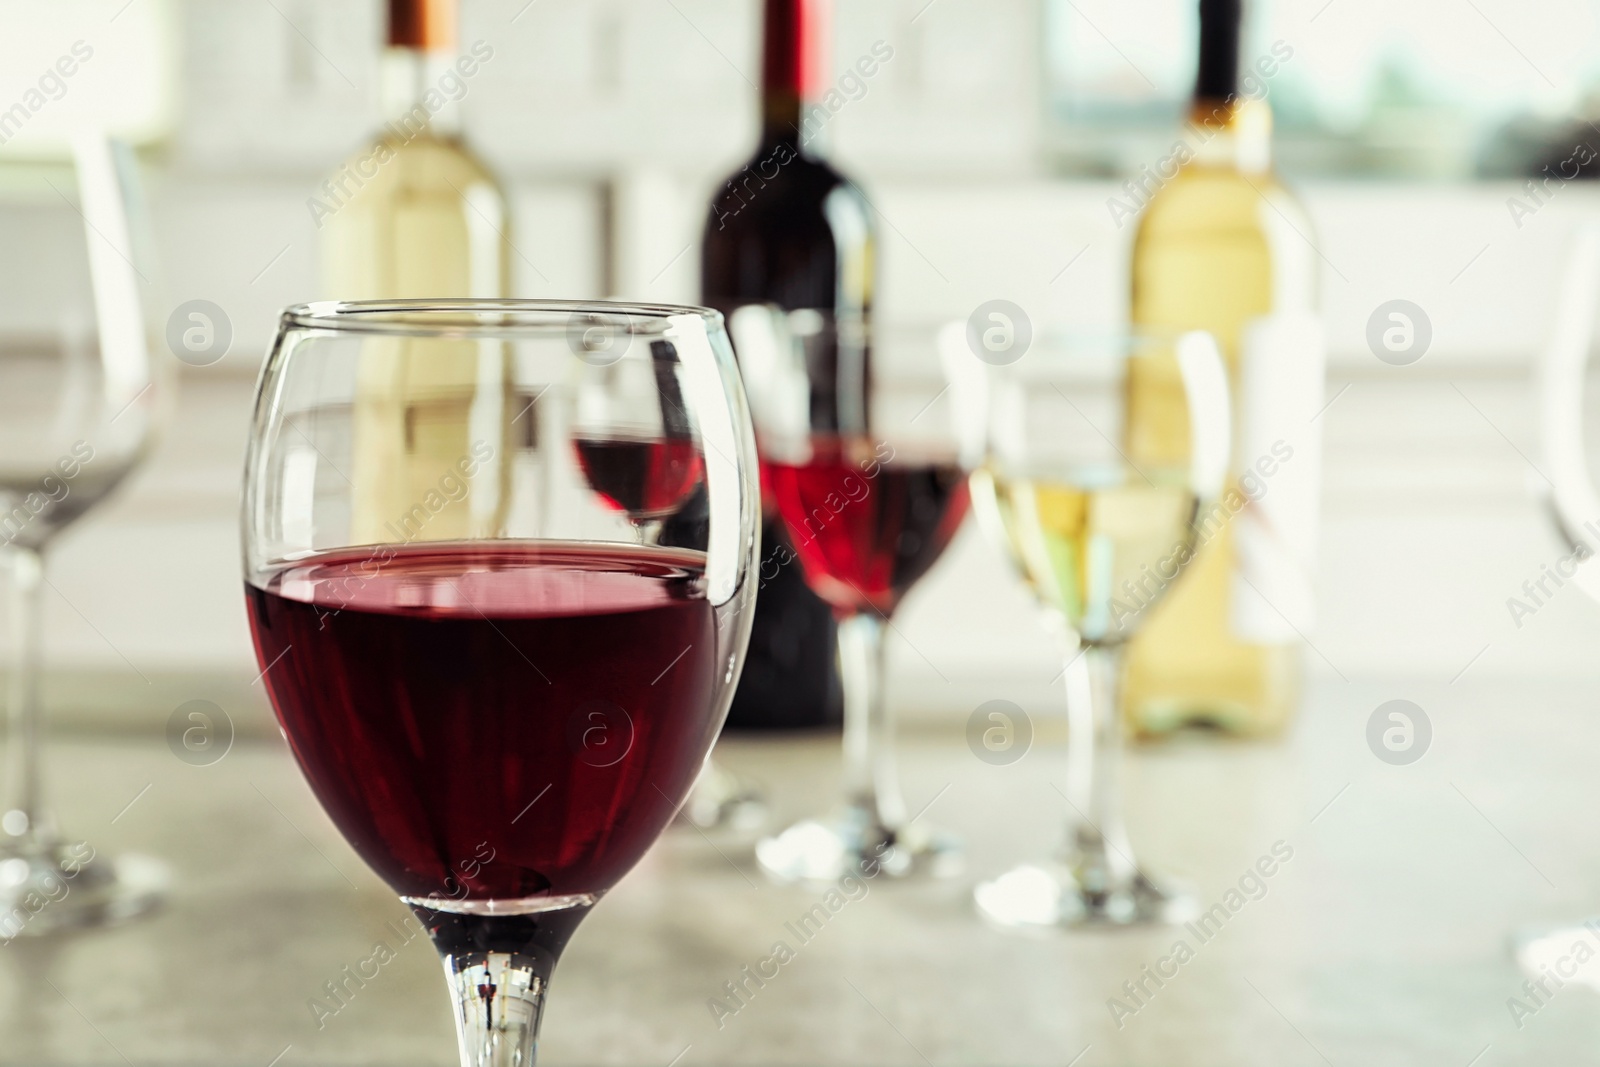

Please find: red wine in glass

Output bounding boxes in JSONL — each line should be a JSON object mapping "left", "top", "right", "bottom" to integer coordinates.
{"left": 573, "top": 436, "right": 703, "bottom": 520}
{"left": 245, "top": 541, "right": 723, "bottom": 906}
{"left": 764, "top": 437, "right": 971, "bottom": 617}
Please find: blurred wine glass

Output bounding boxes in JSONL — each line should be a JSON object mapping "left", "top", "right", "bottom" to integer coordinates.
{"left": 1520, "top": 222, "right": 1600, "bottom": 981}
{"left": 946, "top": 325, "right": 1232, "bottom": 928}
{"left": 737, "top": 305, "right": 971, "bottom": 883}
{"left": 0, "top": 135, "right": 168, "bottom": 937}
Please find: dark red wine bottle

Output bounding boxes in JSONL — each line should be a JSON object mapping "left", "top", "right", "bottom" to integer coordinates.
{"left": 701, "top": 0, "right": 873, "bottom": 731}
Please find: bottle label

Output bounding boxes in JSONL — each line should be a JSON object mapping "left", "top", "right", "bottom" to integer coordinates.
{"left": 1231, "top": 312, "right": 1325, "bottom": 642}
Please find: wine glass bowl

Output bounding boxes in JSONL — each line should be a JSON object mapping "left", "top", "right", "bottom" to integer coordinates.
{"left": 763, "top": 435, "right": 969, "bottom": 618}
{"left": 948, "top": 327, "right": 1231, "bottom": 929}
{"left": 242, "top": 301, "right": 758, "bottom": 1065}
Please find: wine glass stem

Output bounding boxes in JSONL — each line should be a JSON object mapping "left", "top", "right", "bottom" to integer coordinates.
{"left": 444, "top": 952, "right": 548, "bottom": 1067}
{"left": 839, "top": 612, "right": 904, "bottom": 828}
{"left": 1063, "top": 642, "right": 1137, "bottom": 886}
{"left": 3, "top": 545, "right": 47, "bottom": 849}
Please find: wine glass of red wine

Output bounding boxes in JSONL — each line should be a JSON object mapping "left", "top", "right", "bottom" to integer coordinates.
{"left": 242, "top": 301, "right": 758, "bottom": 1065}
{"left": 944, "top": 326, "right": 1232, "bottom": 928}
{"left": 732, "top": 307, "right": 971, "bottom": 883}
{"left": 0, "top": 135, "right": 169, "bottom": 937}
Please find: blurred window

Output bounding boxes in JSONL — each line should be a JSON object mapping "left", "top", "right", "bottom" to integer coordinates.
{"left": 1043, "top": 0, "right": 1600, "bottom": 178}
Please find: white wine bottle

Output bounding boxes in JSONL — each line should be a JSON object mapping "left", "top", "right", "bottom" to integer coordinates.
{"left": 321, "top": 0, "right": 513, "bottom": 546}
{"left": 1122, "top": 0, "right": 1324, "bottom": 735}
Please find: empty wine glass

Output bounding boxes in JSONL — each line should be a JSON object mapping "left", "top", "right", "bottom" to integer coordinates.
{"left": 945, "top": 326, "right": 1231, "bottom": 927}
{"left": 242, "top": 301, "right": 758, "bottom": 1065}
{"left": 0, "top": 134, "right": 168, "bottom": 936}
{"left": 735, "top": 306, "right": 971, "bottom": 883}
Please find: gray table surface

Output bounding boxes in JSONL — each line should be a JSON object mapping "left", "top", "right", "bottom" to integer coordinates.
{"left": 5, "top": 678, "right": 1600, "bottom": 1066}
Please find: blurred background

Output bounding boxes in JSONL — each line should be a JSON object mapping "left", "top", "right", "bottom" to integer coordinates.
{"left": 11, "top": 0, "right": 1600, "bottom": 1063}
{"left": 14, "top": 0, "right": 1600, "bottom": 723}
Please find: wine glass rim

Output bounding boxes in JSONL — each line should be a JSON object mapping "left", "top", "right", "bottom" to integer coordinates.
{"left": 280, "top": 299, "right": 724, "bottom": 337}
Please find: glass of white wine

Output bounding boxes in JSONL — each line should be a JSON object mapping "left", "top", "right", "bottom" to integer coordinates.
{"left": 942, "top": 326, "right": 1231, "bottom": 928}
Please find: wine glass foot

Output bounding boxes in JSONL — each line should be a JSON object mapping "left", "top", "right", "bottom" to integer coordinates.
{"left": 677, "top": 760, "right": 766, "bottom": 832}
{"left": 755, "top": 806, "right": 962, "bottom": 884}
{"left": 0, "top": 842, "right": 167, "bottom": 939}
{"left": 974, "top": 861, "right": 1198, "bottom": 930}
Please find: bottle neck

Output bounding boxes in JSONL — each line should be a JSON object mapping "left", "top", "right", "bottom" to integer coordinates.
{"left": 761, "top": 92, "right": 805, "bottom": 148}
{"left": 1187, "top": 95, "right": 1271, "bottom": 173}
{"left": 1195, "top": 0, "right": 1242, "bottom": 102}
{"left": 759, "top": 0, "right": 830, "bottom": 150}
{"left": 1187, "top": 0, "right": 1266, "bottom": 172}
{"left": 389, "top": 0, "right": 455, "bottom": 50}
{"left": 378, "top": 47, "right": 461, "bottom": 140}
